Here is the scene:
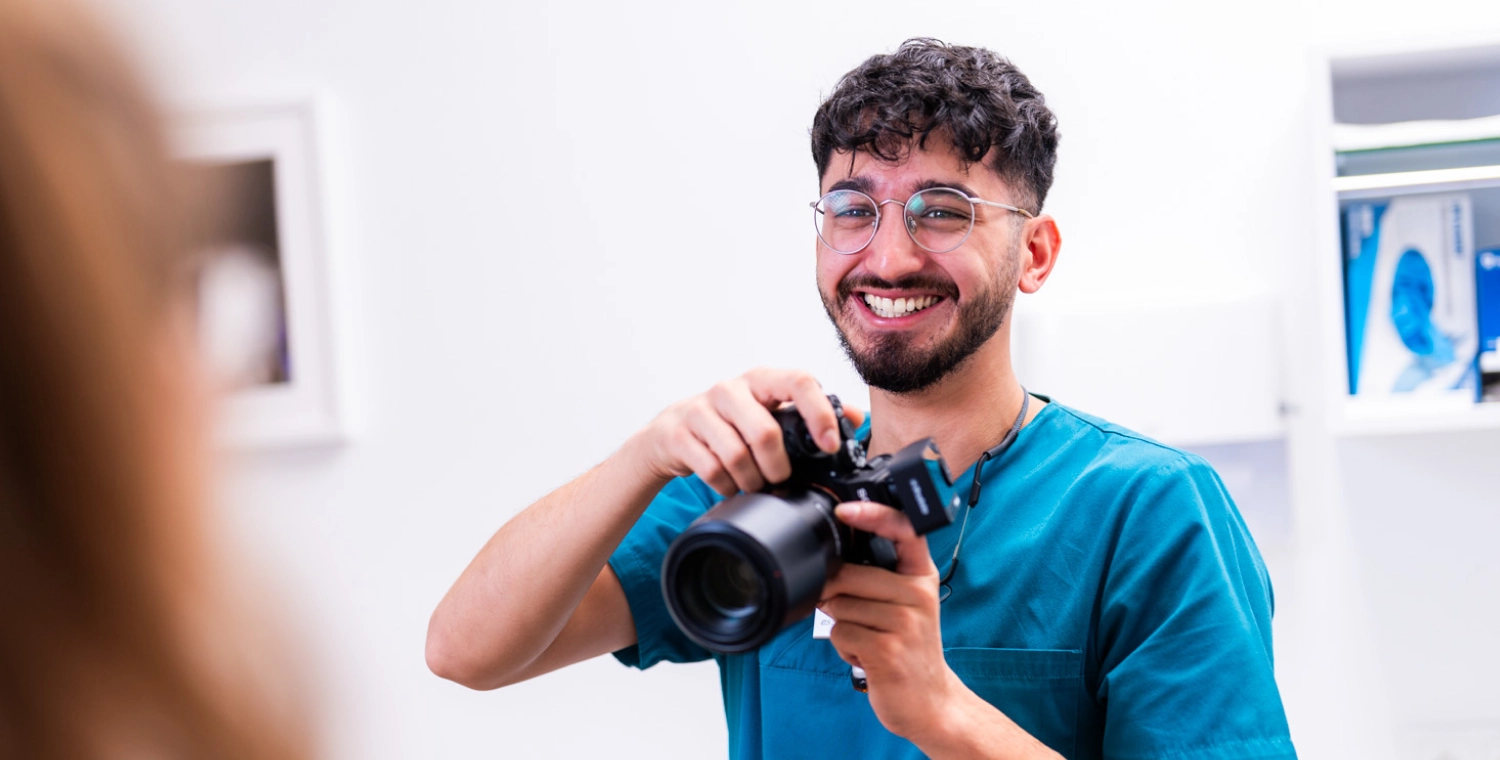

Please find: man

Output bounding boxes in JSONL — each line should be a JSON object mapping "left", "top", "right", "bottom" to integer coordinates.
{"left": 427, "top": 39, "right": 1296, "bottom": 759}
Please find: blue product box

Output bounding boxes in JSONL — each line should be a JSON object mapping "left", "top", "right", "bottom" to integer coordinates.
{"left": 1479, "top": 247, "right": 1500, "bottom": 401}
{"left": 1343, "top": 194, "right": 1478, "bottom": 398}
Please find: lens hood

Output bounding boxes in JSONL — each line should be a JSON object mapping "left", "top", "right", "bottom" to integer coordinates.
{"left": 662, "top": 490, "right": 839, "bottom": 653}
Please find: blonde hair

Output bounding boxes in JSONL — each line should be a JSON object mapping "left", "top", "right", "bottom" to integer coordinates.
{"left": 0, "top": 0, "right": 311, "bottom": 756}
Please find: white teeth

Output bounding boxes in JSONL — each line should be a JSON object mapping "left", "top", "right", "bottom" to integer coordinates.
{"left": 862, "top": 293, "right": 940, "bottom": 319}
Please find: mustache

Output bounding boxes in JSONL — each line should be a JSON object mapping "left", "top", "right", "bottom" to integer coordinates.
{"left": 836, "top": 274, "right": 959, "bottom": 303}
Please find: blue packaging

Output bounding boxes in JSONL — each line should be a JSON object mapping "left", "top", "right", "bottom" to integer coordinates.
{"left": 1479, "top": 247, "right": 1500, "bottom": 401}
{"left": 1343, "top": 194, "right": 1478, "bottom": 398}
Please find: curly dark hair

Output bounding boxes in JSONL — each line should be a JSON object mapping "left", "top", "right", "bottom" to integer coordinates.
{"left": 811, "top": 38, "right": 1059, "bottom": 213}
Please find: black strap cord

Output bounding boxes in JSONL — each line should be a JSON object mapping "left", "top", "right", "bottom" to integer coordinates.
{"left": 968, "top": 388, "right": 1030, "bottom": 508}
{"left": 938, "top": 388, "right": 1031, "bottom": 600}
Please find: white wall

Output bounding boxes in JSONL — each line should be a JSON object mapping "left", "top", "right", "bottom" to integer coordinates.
{"left": 88, "top": 0, "right": 1500, "bottom": 757}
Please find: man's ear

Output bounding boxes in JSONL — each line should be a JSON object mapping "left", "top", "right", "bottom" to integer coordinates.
{"left": 1017, "top": 215, "right": 1061, "bottom": 294}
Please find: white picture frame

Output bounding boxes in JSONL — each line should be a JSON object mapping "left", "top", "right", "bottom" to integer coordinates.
{"left": 173, "top": 100, "right": 343, "bottom": 449}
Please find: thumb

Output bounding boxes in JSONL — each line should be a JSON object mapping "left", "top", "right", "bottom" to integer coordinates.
{"left": 834, "top": 501, "right": 934, "bottom": 576}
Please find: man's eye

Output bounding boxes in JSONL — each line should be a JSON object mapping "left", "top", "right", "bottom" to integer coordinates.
{"left": 921, "top": 208, "right": 970, "bottom": 220}
{"left": 836, "top": 207, "right": 875, "bottom": 218}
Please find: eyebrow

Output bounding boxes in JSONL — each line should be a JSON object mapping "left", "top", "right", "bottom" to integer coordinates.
{"left": 827, "top": 176, "right": 876, "bottom": 195}
{"left": 825, "top": 176, "right": 988, "bottom": 200}
{"left": 913, "top": 178, "right": 983, "bottom": 198}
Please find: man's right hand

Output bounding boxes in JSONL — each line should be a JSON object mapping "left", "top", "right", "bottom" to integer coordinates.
{"left": 427, "top": 367, "right": 854, "bottom": 690}
{"left": 630, "top": 368, "right": 847, "bottom": 497}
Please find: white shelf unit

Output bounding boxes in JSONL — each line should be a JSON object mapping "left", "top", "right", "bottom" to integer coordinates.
{"left": 1315, "top": 43, "right": 1500, "bottom": 438}
{"left": 1287, "top": 44, "right": 1500, "bottom": 760}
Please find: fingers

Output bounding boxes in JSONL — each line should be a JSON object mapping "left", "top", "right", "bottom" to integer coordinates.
{"left": 820, "top": 562, "right": 934, "bottom": 606}
{"left": 817, "top": 596, "right": 921, "bottom": 635}
{"left": 835, "top": 501, "right": 917, "bottom": 541}
{"left": 842, "top": 405, "right": 867, "bottom": 430}
{"left": 644, "top": 368, "right": 839, "bottom": 497}
{"left": 830, "top": 643, "right": 863, "bottom": 669}
{"left": 688, "top": 405, "right": 767, "bottom": 495}
{"left": 708, "top": 380, "right": 791, "bottom": 485}
{"left": 835, "top": 502, "right": 936, "bottom": 576}
{"left": 825, "top": 618, "right": 888, "bottom": 669}
{"left": 667, "top": 425, "right": 739, "bottom": 496}
{"left": 742, "top": 368, "right": 840, "bottom": 453}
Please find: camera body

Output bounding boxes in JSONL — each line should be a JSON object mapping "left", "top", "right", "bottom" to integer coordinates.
{"left": 774, "top": 395, "right": 962, "bottom": 542}
{"left": 660, "top": 396, "right": 960, "bottom": 653}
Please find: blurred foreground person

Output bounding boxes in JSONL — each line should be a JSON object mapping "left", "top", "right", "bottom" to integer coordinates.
{"left": 0, "top": 0, "right": 312, "bottom": 758}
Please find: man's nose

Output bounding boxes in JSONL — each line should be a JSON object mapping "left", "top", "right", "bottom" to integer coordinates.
{"left": 863, "top": 207, "right": 927, "bottom": 281}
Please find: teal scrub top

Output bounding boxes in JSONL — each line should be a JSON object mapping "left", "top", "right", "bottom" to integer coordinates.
{"left": 608, "top": 399, "right": 1296, "bottom": 759}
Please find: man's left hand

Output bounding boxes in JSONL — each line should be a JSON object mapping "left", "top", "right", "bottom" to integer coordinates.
{"left": 818, "top": 500, "right": 965, "bottom": 743}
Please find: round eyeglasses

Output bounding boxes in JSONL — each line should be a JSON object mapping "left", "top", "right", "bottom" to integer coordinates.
{"left": 810, "top": 187, "right": 1033, "bottom": 255}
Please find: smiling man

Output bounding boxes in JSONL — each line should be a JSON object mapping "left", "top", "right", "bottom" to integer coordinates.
{"left": 427, "top": 39, "right": 1296, "bottom": 759}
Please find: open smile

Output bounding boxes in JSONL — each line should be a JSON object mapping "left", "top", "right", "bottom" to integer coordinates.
{"left": 855, "top": 291, "right": 947, "bottom": 321}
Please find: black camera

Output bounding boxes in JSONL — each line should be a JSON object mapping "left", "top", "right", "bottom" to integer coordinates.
{"left": 660, "top": 396, "right": 960, "bottom": 653}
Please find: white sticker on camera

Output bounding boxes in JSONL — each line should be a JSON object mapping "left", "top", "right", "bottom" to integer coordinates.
{"left": 812, "top": 608, "right": 835, "bottom": 639}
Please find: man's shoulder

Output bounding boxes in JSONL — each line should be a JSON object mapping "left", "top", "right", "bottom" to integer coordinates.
{"left": 1029, "top": 399, "right": 1236, "bottom": 530}
{"left": 1037, "top": 400, "right": 1257, "bottom": 567}
{"left": 1036, "top": 399, "right": 1215, "bottom": 480}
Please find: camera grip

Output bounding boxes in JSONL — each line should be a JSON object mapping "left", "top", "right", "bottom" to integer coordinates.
{"left": 866, "top": 535, "right": 897, "bottom": 571}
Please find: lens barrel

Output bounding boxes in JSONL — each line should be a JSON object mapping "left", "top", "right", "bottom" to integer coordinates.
{"left": 662, "top": 490, "right": 841, "bottom": 653}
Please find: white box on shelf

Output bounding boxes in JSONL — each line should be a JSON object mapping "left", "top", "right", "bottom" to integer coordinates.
{"left": 1343, "top": 193, "right": 1477, "bottom": 400}
{"left": 1479, "top": 247, "right": 1500, "bottom": 401}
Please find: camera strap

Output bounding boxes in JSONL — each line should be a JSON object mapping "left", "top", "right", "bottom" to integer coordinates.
{"left": 967, "top": 387, "right": 1030, "bottom": 509}
{"left": 938, "top": 387, "right": 1029, "bottom": 602}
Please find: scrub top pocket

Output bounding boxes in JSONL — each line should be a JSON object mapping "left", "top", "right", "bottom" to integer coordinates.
{"left": 748, "top": 635, "right": 1083, "bottom": 759}
{"left": 945, "top": 647, "right": 1083, "bottom": 758}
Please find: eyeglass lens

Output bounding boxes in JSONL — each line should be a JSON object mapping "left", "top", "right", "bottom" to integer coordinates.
{"left": 813, "top": 188, "right": 976, "bottom": 254}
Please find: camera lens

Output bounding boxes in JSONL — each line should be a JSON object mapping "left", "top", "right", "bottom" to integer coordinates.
{"left": 673, "top": 544, "right": 769, "bottom": 642}
{"left": 698, "top": 550, "right": 763, "bottom": 619}
{"left": 662, "top": 491, "right": 842, "bottom": 653}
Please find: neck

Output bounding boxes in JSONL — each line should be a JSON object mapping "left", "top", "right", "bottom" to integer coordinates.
{"left": 864, "top": 325, "right": 1040, "bottom": 476}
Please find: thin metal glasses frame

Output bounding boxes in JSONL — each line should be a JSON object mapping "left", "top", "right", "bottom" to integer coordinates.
{"left": 810, "top": 188, "right": 1034, "bottom": 255}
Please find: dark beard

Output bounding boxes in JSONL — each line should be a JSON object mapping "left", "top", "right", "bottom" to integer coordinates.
{"left": 821, "top": 258, "right": 1017, "bottom": 395}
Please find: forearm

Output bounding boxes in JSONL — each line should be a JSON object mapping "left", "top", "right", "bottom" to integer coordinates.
{"left": 426, "top": 433, "right": 669, "bottom": 688}
{"left": 910, "top": 675, "right": 1063, "bottom": 760}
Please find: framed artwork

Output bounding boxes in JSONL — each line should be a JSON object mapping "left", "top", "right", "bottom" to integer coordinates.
{"left": 173, "top": 100, "right": 343, "bottom": 449}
